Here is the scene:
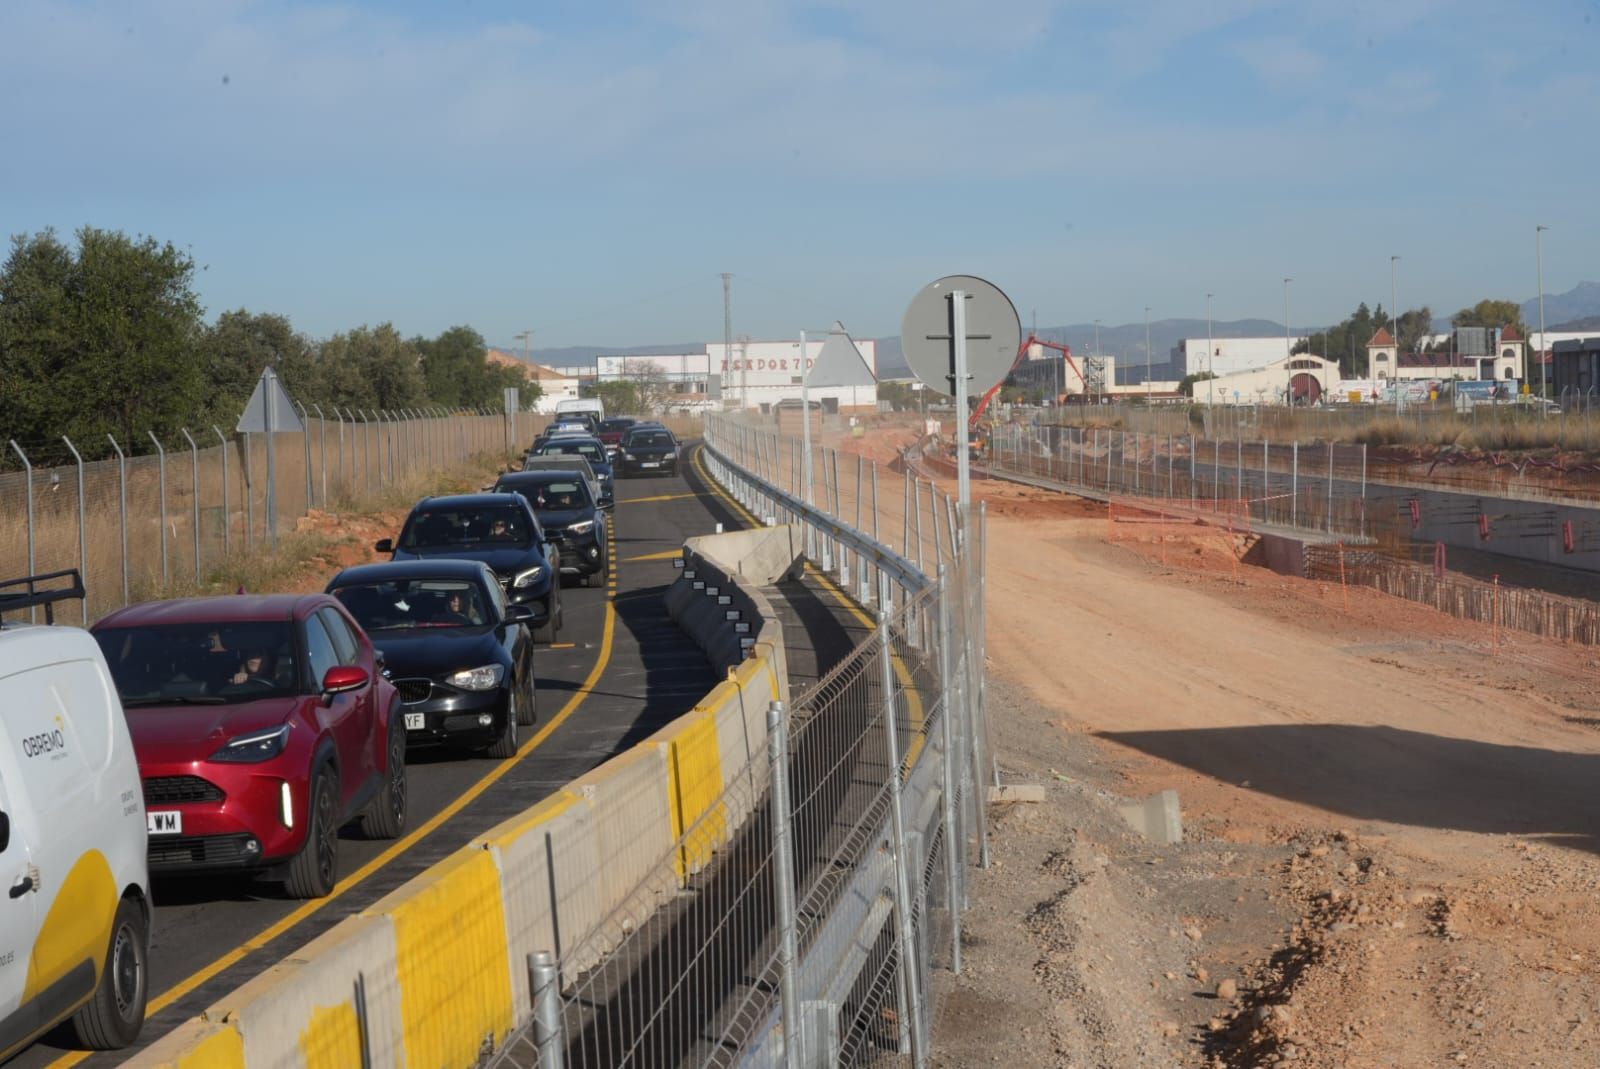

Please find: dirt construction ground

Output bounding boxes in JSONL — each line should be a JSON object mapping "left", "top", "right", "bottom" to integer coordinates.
{"left": 829, "top": 425, "right": 1600, "bottom": 1068}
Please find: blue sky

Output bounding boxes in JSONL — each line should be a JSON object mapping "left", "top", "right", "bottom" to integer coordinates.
{"left": 2, "top": 0, "right": 1595, "bottom": 349}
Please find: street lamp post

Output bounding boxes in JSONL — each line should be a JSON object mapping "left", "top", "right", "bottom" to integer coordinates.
{"left": 1144, "top": 306, "right": 1152, "bottom": 400}
{"left": 1283, "top": 278, "right": 1293, "bottom": 406}
{"left": 1391, "top": 256, "right": 1401, "bottom": 413}
{"left": 1206, "top": 293, "right": 1214, "bottom": 408}
{"left": 1536, "top": 225, "right": 1549, "bottom": 398}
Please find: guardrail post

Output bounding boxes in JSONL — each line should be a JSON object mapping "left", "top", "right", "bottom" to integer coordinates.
{"left": 108, "top": 436, "right": 130, "bottom": 606}
{"left": 529, "top": 950, "right": 565, "bottom": 1069}
{"left": 767, "top": 701, "right": 803, "bottom": 1069}
{"left": 213, "top": 426, "right": 230, "bottom": 556}
{"left": 181, "top": 429, "right": 202, "bottom": 582}
{"left": 879, "top": 604, "right": 927, "bottom": 1068}
{"left": 149, "top": 431, "right": 170, "bottom": 586}
{"left": 937, "top": 564, "right": 967, "bottom": 932}
{"left": 10, "top": 441, "right": 37, "bottom": 622}
{"left": 61, "top": 437, "right": 88, "bottom": 625}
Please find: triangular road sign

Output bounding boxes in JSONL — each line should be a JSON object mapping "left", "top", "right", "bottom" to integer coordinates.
{"left": 236, "top": 366, "right": 305, "bottom": 433}
{"left": 807, "top": 322, "right": 876, "bottom": 388}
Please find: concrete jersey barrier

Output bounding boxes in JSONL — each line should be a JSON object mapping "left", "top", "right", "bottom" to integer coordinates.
{"left": 130, "top": 531, "right": 791, "bottom": 1069}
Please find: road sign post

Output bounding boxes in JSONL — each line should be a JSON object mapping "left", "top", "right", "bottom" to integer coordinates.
{"left": 900, "top": 275, "right": 1021, "bottom": 517}
{"left": 237, "top": 366, "right": 305, "bottom": 545}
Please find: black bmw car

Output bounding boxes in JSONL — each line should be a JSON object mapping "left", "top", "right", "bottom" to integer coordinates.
{"left": 529, "top": 435, "right": 614, "bottom": 507}
{"left": 617, "top": 426, "right": 680, "bottom": 477}
{"left": 493, "top": 470, "right": 610, "bottom": 587}
{"left": 375, "top": 493, "right": 563, "bottom": 641}
{"left": 326, "top": 560, "right": 536, "bottom": 758}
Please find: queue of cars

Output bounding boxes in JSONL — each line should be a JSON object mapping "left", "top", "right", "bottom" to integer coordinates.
{"left": 0, "top": 412, "right": 674, "bottom": 1059}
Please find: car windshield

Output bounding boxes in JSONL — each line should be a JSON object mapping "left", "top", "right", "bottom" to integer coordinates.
{"left": 95, "top": 622, "right": 299, "bottom": 705}
{"left": 629, "top": 432, "right": 674, "bottom": 448}
{"left": 538, "top": 440, "right": 604, "bottom": 462}
{"left": 528, "top": 480, "right": 589, "bottom": 511}
{"left": 332, "top": 578, "right": 488, "bottom": 630}
{"left": 400, "top": 507, "right": 531, "bottom": 549}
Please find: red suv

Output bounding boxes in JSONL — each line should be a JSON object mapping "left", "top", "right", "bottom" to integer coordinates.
{"left": 92, "top": 594, "right": 406, "bottom": 898}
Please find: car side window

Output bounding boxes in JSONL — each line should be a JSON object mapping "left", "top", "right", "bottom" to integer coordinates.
{"left": 484, "top": 575, "right": 507, "bottom": 619}
{"left": 319, "top": 607, "right": 361, "bottom": 665}
{"left": 304, "top": 614, "right": 341, "bottom": 687}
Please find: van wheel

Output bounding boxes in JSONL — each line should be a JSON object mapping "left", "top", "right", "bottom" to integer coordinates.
{"left": 70, "top": 897, "right": 148, "bottom": 1050}
{"left": 286, "top": 768, "right": 339, "bottom": 899}
{"left": 360, "top": 714, "right": 407, "bottom": 840}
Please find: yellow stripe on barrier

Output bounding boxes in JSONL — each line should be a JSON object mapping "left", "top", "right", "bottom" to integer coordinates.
{"left": 381, "top": 849, "right": 515, "bottom": 1068}
{"left": 298, "top": 1001, "right": 361, "bottom": 1069}
{"left": 665, "top": 711, "right": 727, "bottom": 880}
{"left": 483, "top": 789, "right": 582, "bottom": 852}
{"left": 141, "top": 1024, "right": 245, "bottom": 1069}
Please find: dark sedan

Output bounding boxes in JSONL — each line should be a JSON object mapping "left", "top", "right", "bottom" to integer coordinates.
{"left": 617, "top": 426, "right": 680, "bottom": 477}
{"left": 529, "top": 435, "right": 614, "bottom": 506}
{"left": 493, "top": 471, "right": 610, "bottom": 587}
{"left": 326, "top": 560, "right": 536, "bottom": 758}
{"left": 376, "top": 493, "right": 563, "bottom": 641}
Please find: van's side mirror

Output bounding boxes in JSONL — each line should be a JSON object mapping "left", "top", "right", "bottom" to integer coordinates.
{"left": 374, "top": 538, "right": 394, "bottom": 554}
{"left": 504, "top": 604, "right": 536, "bottom": 625}
{"left": 602, "top": 500, "right": 615, "bottom": 511}
{"left": 0, "top": 811, "right": 9, "bottom": 853}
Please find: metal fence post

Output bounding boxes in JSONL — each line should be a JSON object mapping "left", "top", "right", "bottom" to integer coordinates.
{"left": 936, "top": 564, "right": 964, "bottom": 966}
{"left": 9, "top": 441, "right": 37, "bottom": 622}
{"left": 296, "top": 402, "right": 312, "bottom": 513}
{"left": 879, "top": 606, "right": 927, "bottom": 1068}
{"left": 1292, "top": 439, "right": 1299, "bottom": 528}
{"left": 181, "top": 429, "right": 201, "bottom": 582}
{"left": 213, "top": 426, "right": 230, "bottom": 557}
{"left": 528, "top": 950, "right": 565, "bottom": 1069}
{"left": 149, "top": 431, "right": 170, "bottom": 586}
{"left": 61, "top": 437, "right": 88, "bottom": 625}
{"left": 313, "top": 404, "right": 327, "bottom": 507}
{"left": 108, "top": 435, "right": 130, "bottom": 606}
{"left": 767, "top": 701, "right": 803, "bottom": 1069}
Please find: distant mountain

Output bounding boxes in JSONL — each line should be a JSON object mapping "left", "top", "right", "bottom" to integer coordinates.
{"left": 1548, "top": 316, "right": 1600, "bottom": 333}
{"left": 1522, "top": 282, "right": 1600, "bottom": 328}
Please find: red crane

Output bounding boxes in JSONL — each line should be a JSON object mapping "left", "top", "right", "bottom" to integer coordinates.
{"left": 969, "top": 335, "right": 1086, "bottom": 430}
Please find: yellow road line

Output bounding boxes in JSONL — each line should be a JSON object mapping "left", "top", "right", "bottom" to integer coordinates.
{"left": 619, "top": 492, "right": 704, "bottom": 505}
{"left": 46, "top": 543, "right": 622, "bottom": 1068}
{"left": 623, "top": 548, "right": 684, "bottom": 562}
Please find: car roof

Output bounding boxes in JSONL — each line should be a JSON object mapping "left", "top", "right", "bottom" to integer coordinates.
{"left": 498, "top": 470, "right": 586, "bottom": 486}
{"left": 328, "top": 559, "right": 495, "bottom": 587}
{"left": 410, "top": 493, "right": 530, "bottom": 510}
{"left": 95, "top": 593, "right": 328, "bottom": 629}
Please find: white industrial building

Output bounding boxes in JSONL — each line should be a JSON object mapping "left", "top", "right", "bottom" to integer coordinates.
{"left": 1188, "top": 354, "right": 1342, "bottom": 406}
{"left": 707, "top": 331, "right": 879, "bottom": 413}
{"left": 1175, "top": 336, "right": 1309, "bottom": 378}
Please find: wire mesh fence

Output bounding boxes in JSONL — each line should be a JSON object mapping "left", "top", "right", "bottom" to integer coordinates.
{"left": 1, "top": 407, "right": 535, "bottom": 625}
{"left": 485, "top": 414, "right": 987, "bottom": 1068}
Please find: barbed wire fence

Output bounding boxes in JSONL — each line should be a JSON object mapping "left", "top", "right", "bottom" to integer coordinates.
{"left": 1, "top": 405, "right": 533, "bottom": 625}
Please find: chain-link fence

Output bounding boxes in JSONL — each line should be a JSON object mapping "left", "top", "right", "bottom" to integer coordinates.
{"left": 486, "top": 412, "right": 988, "bottom": 1068}
{"left": 2, "top": 406, "right": 537, "bottom": 625}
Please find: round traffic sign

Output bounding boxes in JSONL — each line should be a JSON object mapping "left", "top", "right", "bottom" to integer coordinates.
{"left": 900, "top": 275, "right": 1021, "bottom": 400}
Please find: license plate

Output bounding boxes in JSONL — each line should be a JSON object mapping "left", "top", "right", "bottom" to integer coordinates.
{"left": 404, "top": 712, "right": 427, "bottom": 731}
{"left": 147, "top": 811, "right": 182, "bottom": 836}
{"left": 641, "top": 461, "right": 660, "bottom": 468}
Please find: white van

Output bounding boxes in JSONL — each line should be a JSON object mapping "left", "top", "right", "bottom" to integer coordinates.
{"left": 554, "top": 397, "right": 605, "bottom": 422}
{"left": 0, "top": 572, "right": 150, "bottom": 1060}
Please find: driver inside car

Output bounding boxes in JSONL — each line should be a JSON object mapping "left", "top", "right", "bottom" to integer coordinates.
{"left": 230, "top": 649, "right": 273, "bottom": 687}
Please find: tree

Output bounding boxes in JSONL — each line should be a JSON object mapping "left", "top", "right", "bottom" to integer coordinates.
{"left": 0, "top": 227, "right": 207, "bottom": 451}
{"left": 1178, "top": 371, "right": 1218, "bottom": 397}
{"left": 590, "top": 380, "right": 640, "bottom": 415}
{"left": 1452, "top": 298, "right": 1527, "bottom": 336}
{"left": 315, "top": 324, "right": 426, "bottom": 411}
{"left": 202, "top": 310, "right": 317, "bottom": 420}
{"left": 624, "top": 359, "right": 674, "bottom": 414}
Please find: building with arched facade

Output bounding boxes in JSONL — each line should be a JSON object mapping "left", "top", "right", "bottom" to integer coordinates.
{"left": 1366, "top": 326, "right": 1523, "bottom": 384}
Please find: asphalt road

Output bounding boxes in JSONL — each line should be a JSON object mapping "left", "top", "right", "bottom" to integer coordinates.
{"left": 16, "top": 448, "right": 737, "bottom": 1068}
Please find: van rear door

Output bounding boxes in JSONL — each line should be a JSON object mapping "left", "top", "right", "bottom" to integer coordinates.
{"left": 0, "top": 742, "right": 41, "bottom": 1041}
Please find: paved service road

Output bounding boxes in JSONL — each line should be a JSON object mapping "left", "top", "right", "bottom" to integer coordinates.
{"left": 18, "top": 449, "right": 734, "bottom": 1068}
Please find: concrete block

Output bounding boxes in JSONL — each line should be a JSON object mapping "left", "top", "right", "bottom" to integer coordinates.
{"left": 1116, "top": 789, "right": 1183, "bottom": 845}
